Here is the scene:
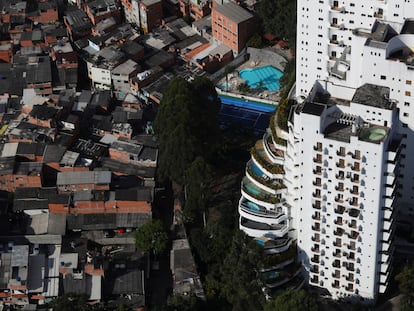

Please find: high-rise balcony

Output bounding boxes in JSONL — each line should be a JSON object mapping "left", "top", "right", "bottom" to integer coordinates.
{"left": 351, "top": 175, "right": 359, "bottom": 183}
{"left": 311, "top": 245, "right": 320, "bottom": 253}
{"left": 334, "top": 196, "right": 344, "bottom": 203}
{"left": 336, "top": 160, "right": 345, "bottom": 168}
{"left": 313, "top": 201, "right": 321, "bottom": 210}
{"left": 310, "top": 255, "right": 320, "bottom": 264}
{"left": 345, "top": 263, "right": 355, "bottom": 272}
{"left": 312, "top": 191, "right": 321, "bottom": 199}
{"left": 334, "top": 205, "right": 345, "bottom": 214}
{"left": 241, "top": 177, "right": 282, "bottom": 209}
{"left": 335, "top": 185, "right": 344, "bottom": 192}
{"left": 312, "top": 223, "right": 321, "bottom": 232}
{"left": 332, "top": 260, "right": 340, "bottom": 268}
{"left": 335, "top": 172, "right": 344, "bottom": 180}
{"left": 332, "top": 281, "right": 340, "bottom": 289}
{"left": 239, "top": 199, "right": 285, "bottom": 221}
{"left": 313, "top": 143, "right": 322, "bottom": 152}
{"left": 334, "top": 228, "right": 344, "bottom": 236}
{"left": 332, "top": 270, "right": 340, "bottom": 279}
{"left": 334, "top": 217, "right": 343, "bottom": 225}
{"left": 351, "top": 162, "right": 360, "bottom": 172}
{"left": 246, "top": 161, "right": 287, "bottom": 194}
{"left": 240, "top": 217, "right": 288, "bottom": 238}
{"left": 336, "top": 149, "right": 345, "bottom": 157}
{"left": 313, "top": 155, "right": 322, "bottom": 164}
{"left": 312, "top": 234, "right": 320, "bottom": 242}
{"left": 348, "top": 230, "right": 359, "bottom": 240}
{"left": 313, "top": 167, "right": 322, "bottom": 175}
{"left": 350, "top": 187, "right": 359, "bottom": 195}
{"left": 348, "top": 220, "right": 357, "bottom": 229}
{"left": 348, "top": 208, "right": 360, "bottom": 218}
{"left": 349, "top": 198, "right": 358, "bottom": 207}
{"left": 333, "top": 250, "right": 341, "bottom": 258}
{"left": 345, "top": 284, "right": 354, "bottom": 292}
{"left": 263, "top": 132, "right": 285, "bottom": 162}
{"left": 313, "top": 180, "right": 322, "bottom": 187}
{"left": 333, "top": 240, "right": 342, "bottom": 247}
{"left": 347, "top": 242, "right": 356, "bottom": 251}
{"left": 312, "top": 212, "right": 321, "bottom": 220}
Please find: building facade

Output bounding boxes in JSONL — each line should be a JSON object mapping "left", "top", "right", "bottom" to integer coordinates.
{"left": 238, "top": 0, "right": 414, "bottom": 303}
{"left": 211, "top": 3, "right": 256, "bottom": 54}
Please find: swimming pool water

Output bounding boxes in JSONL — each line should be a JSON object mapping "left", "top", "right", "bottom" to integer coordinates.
{"left": 239, "top": 65, "right": 283, "bottom": 92}
{"left": 246, "top": 201, "right": 261, "bottom": 212}
{"left": 250, "top": 162, "right": 265, "bottom": 177}
{"left": 245, "top": 183, "right": 261, "bottom": 196}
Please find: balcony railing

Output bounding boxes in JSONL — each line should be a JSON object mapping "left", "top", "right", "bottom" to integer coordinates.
{"left": 312, "top": 235, "right": 320, "bottom": 242}
{"left": 334, "top": 206, "right": 345, "bottom": 214}
{"left": 311, "top": 256, "right": 320, "bottom": 264}
{"left": 334, "top": 228, "right": 344, "bottom": 236}
{"left": 348, "top": 220, "right": 357, "bottom": 229}
{"left": 240, "top": 201, "right": 284, "bottom": 219}
{"left": 333, "top": 241, "right": 342, "bottom": 247}
{"left": 335, "top": 173, "right": 344, "bottom": 180}
{"left": 313, "top": 168, "right": 322, "bottom": 175}
{"left": 348, "top": 231, "right": 359, "bottom": 240}
{"left": 312, "top": 192, "right": 321, "bottom": 199}
{"left": 336, "top": 161, "right": 345, "bottom": 168}
{"left": 313, "top": 202, "right": 321, "bottom": 209}
{"left": 312, "top": 224, "right": 321, "bottom": 232}
{"left": 314, "top": 144, "right": 322, "bottom": 152}
{"left": 335, "top": 185, "right": 344, "bottom": 192}
{"left": 348, "top": 208, "right": 360, "bottom": 218}
{"left": 334, "top": 218, "right": 343, "bottom": 225}
{"left": 312, "top": 213, "right": 321, "bottom": 220}
{"left": 311, "top": 246, "right": 320, "bottom": 253}
{"left": 334, "top": 196, "right": 344, "bottom": 203}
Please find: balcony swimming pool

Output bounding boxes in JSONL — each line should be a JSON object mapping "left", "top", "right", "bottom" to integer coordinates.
{"left": 239, "top": 65, "right": 284, "bottom": 92}
{"left": 246, "top": 201, "right": 261, "bottom": 212}
{"left": 244, "top": 182, "right": 261, "bottom": 196}
{"left": 250, "top": 161, "right": 265, "bottom": 177}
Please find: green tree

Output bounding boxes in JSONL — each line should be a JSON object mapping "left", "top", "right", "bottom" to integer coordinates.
{"left": 50, "top": 293, "right": 92, "bottom": 311}
{"left": 220, "top": 231, "right": 265, "bottom": 311}
{"left": 183, "top": 157, "right": 213, "bottom": 224}
{"left": 133, "top": 220, "right": 168, "bottom": 254}
{"left": 258, "top": 0, "right": 297, "bottom": 45}
{"left": 154, "top": 77, "right": 221, "bottom": 185}
{"left": 396, "top": 261, "right": 414, "bottom": 307}
{"left": 264, "top": 290, "right": 319, "bottom": 311}
{"left": 237, "top": 82, "right": 250, "bottom": 93}
{"left": 247, "top": 33, "right": 263, "bottom": 48}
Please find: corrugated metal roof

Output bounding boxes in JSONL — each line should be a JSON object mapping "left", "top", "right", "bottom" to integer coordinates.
{"left": 57, "top": 171, "right": 111, "bottom": 185}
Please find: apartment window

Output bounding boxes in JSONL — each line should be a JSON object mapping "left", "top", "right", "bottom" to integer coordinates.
{"left": 406, "top": 91, "right": 411, "bottom": 96}
{"left": 405, "top": 102, "right": 410, "bottom": 107}
{"left": 380, "top": 75, "right": 386, "bottom": 80}
{"left": 407, "top": 80, "right": 412, "bottom": 85}
{"left": 404, "top": 112, "right": 409, "bottom": 117}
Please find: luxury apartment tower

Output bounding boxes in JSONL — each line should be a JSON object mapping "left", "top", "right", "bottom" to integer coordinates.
{"left": 238, "top": 0, "right": 414, "bottom": 302}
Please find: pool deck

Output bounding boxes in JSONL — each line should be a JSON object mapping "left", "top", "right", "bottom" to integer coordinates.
{"left": 217, "top": 47, "right": 290, "bottom": 104}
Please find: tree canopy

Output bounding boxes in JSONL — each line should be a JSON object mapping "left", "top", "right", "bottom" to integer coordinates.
{"left": 396, "top": 261, "right": 414, "bottom": 307}
{"left": 257, "top": 0, "right": 297, "bottom": 45}
{"left": 264, "top": 290, "right": 320, "bottom": 311}
{"left": 220, "top": 230, "right": 265, "bottom": 311}
{"left": 154, "top": 77, "right": 221, "bottom": 185}
{"left": 133, "top": 220, "right": 168, "bottom": 254}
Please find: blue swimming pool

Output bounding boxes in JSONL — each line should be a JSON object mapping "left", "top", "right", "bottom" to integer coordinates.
{"left": 239, "top": 65, "right": 283, "bottom": 92}
{"left": 246, "top": 201, "right": 261, "bottom": 212}
{"left": 250, "top": 161, "right": 265, "bottom": 177}
{"left": 245, "top": 182, "right": 261, "bottom": 196}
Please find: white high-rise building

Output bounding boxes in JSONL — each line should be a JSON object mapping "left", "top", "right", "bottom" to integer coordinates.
{"left": 238, "top": 0, "right": 414, "bottom": 302}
